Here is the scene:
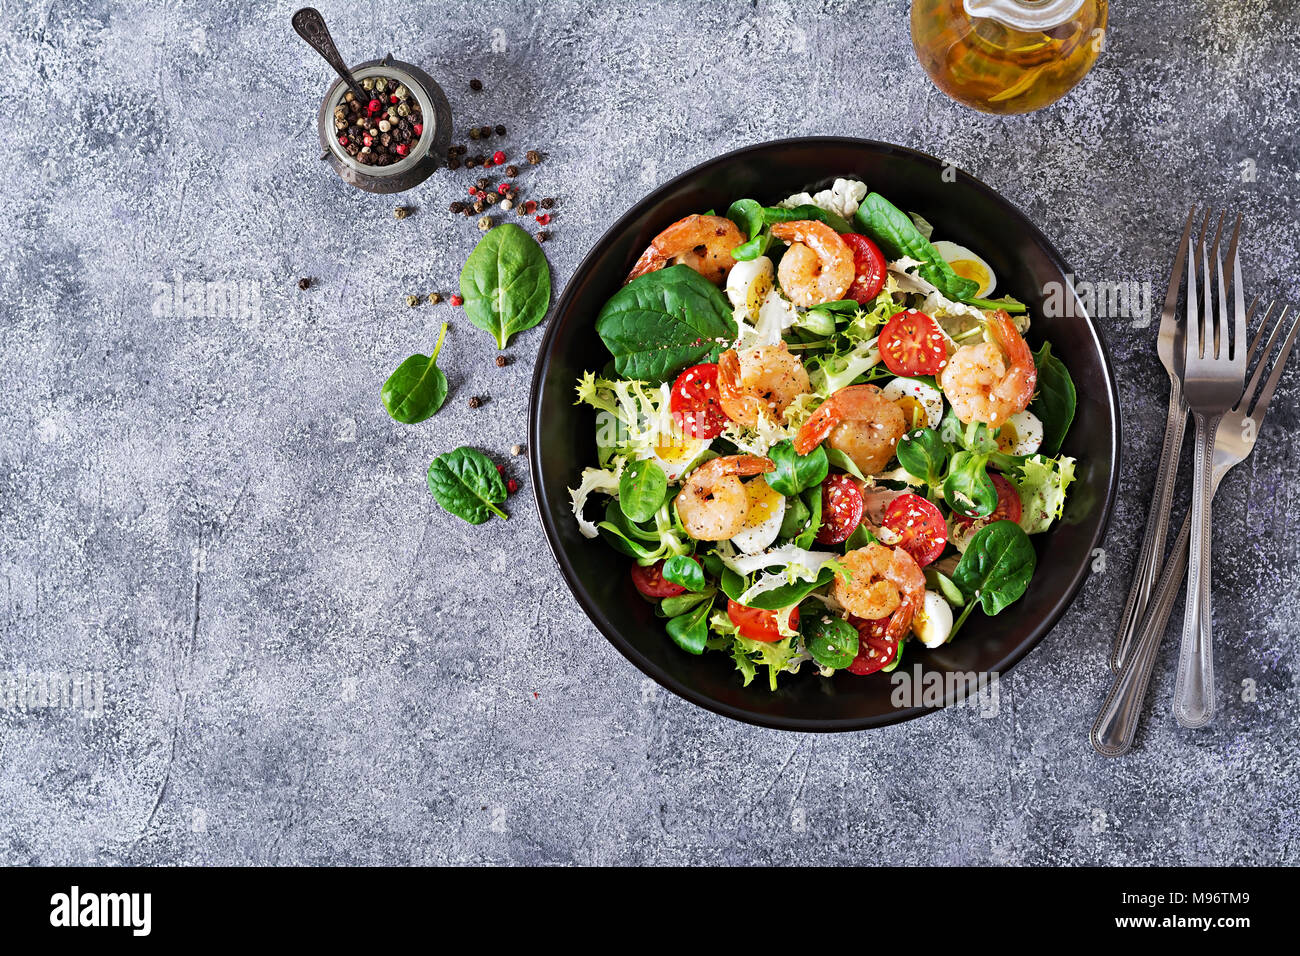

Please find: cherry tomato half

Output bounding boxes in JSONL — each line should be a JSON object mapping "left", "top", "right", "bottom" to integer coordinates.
{"left": 840, "top": 233, "right": 888, "bottom": 304}
{"left": 815, "top": 474, "right": 865, "bottom": 545}
{"left": 882, "top": 493, "right": 948, "bottom": 568}
{"left": 630, "top": 559, "right": 688, "bottom": 599}
{"left": 847, "top": 616, "right": 899, "bottom": 676}
{"left": 879, "top": 310, "right": 948, "bottom": 376}
{"left": 953, "top": 472, "right": 1023, "bottom": 527}
{"left": 670, "top": 363, "right": 729, "bottom": 440}
{"left": 727, "top": 600, "right": 799, "bottom": 643}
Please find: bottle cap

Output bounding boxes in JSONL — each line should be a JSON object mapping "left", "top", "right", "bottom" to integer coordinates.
{"left": 963, "top": 0, "right": 1086, "bottom": 30}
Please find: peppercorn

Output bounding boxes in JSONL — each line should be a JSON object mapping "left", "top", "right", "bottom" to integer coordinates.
{"left": 479, "top": 125, "right": 492, "bottom": 138}
{"left": 468, "top": 396, "right": 481, "bottom": 408}
{"left": 506, "top": 478, "right": 519, "bottom": 494}
{"left": 473, "top": 199, "right": 486, "bottom": 213}
{"left": 406, "top": 294, "right": 419, "bottom": 307}
{"left": 505, "top": 165, "right": 519, "bottom": 177}
{"left": 449, "top": 201, "right": 466, "bottom": 213}
{"left": 470, "top": 78, "right": 483, "bottom": 91}
{"left": 510, "top": 444, "right": 522, "bottom": 456}
{"left": 465, "top": 157, "right": 479, "bottom": 169}
{"left": 394, "top": 206, "right": 411, "bottom": 220}
{"left": 469, "top": 127, "right": 481, "bottom": 140}
{"left": 362, "top": 78, "right": 374, "bottom": 91}
{"left": 540, "top": 197, "right": 555, "bottom": 209}
{"left": 478, "top": 215, "right": 492, "bottom": 231}
{"left": 476, "top": 177, "right": 490, "bottom": 190}
{"left": 491, "top": 150, "right": 506, "bottom": 165}
{"left": 495, "top": 355, "right": 508, "bottom": 367}
{"left": 448, "top": 158, "right": 461, "bottom": 170}
{"left": 500, "top": 198, "right": 513, "bottom": 211}
{"left": 485, "top": 193, "right": 498, "bottom": 205}
{"left": 526, "top": 149, "right": 541, "bottom": 164}
{"left": 495, "top": 124, "right": 507, "bottom": 136}
{"left": 297, "top": 277, "right": 312, "bottom": 290}
{"left": 451, "top": 294, "right": 464, "bottom": 306}
{"left": 537, "top": 230, "right": 551, "bottom": 242}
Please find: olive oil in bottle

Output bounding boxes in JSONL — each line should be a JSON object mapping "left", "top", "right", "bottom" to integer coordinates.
{"left": 911, "top": 0, "right": 1108, "bottom": 114}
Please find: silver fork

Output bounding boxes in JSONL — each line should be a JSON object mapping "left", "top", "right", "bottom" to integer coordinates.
{"left": 1091, "top": 301, "right": 1297, "bottom": 755}
{"left": 1111, "top": 209, "right": 1195, "bottom": 672}
{"left": 1172, "top": 211, "right": 1248, "bottom": 728}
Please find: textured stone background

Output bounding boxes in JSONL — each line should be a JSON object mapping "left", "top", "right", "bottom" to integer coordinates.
{"left": 1, "top": 0, "right": 1297, "bottom": 865}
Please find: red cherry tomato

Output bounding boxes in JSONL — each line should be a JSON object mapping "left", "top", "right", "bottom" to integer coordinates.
{"left": 669, "top": 363, "right": 729, "bottom": 439}
{"left": 879, "top": 310, "right": 948, "bottom": 376}
{"left": 630, "top": 560, "right": 687, "bottom": 599}
{"left": 953, "top": 473, "right": 1023, "bottom": 527}
{"left": 727, "top": 600, "right": 799, "bottom": 643}
{"left": 847, "top": 616, "right": 899, "bottom": 675}
{"left": 881, "top": 493, "right": 948, "bottom": 567}
{"left": 840, "top": 234, "right": 888, "bottom": 304}
{"left": 815, "top": 474, "right": 864, "bottom": 545}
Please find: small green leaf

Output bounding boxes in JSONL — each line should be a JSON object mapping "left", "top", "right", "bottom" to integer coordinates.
{"left": 824, "top": 447, "right": 866, "bottom": 481}
{"left": 925, "top": 567, "right": 966, "bottom": 607}
{"left": 794, "top": 485, "right": 823, "bottom": 550}
{"left": 666, "top": 600, "right": 711, "bottom": 655}
{"left": 660, "top": 589, "right": 713, "bottom": 618}
{"left": 662, "top": 555, "right": 706, "bottom": 592}
{"left": 618, "top": 459, "right": 668, "bottom": 523}
{"left": 951, "top": 520, "right": 1037, "bottom": 615}
{"left": 381, "top": 323, "right": 449, "bottom": 424}
{"left": 943, "top": 450, "right": 997, "bottom": 518}
{"left": 802, "top": 612, "right": 858, "bottom": 670}
{"left": 767, "top": 440, "right": 828, "bottom": 497}
{"left": 426, "top": 447, "right": 508, "bottom": 524}
{"left": 1030, "top": 342, "right": 1077, "bottom": 455}
{"left": 459, "top": 224, "right": 551, "bottom": 349}
{"left": 897, "top": 427, "right": 948, "bottom": 488}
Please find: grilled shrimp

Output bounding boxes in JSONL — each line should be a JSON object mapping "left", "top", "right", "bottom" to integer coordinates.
{"left": 675, "top": 454, "right": 775, "bottom": 541}
{"left": 626, "top": 214, "right": 745, "bottom": 285}
{"left": 769, "top": 219, "right": 855, "bottom": 307}
{"left": 939, "top": 309, "right": 1037, "bottom": 426}
{"left": 794, "top": 384, "right": 907, "bottom": 476}
{"left": 717, "top": 343, "right": 811, "bottom": 428}
{"left": 832, "top": 543, "right": 926, "bottom": 640}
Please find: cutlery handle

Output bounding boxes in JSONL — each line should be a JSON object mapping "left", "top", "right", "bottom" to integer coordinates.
{"left": 1091, "top": 509, "right": 1194, "bottom": 755}
{"left": 1173, "top": 414, "right": 1219, "bottom": 728}
{"left": 292, "top": 7, "right": 365, "bottom": 100}
{"left": 1111, "top": 378, "right": 1186, "bottom": 671}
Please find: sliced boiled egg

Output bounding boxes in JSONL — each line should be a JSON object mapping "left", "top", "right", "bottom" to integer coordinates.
{"left": 730, "top": 476, "right": 786, "bottom": 554}
{"left": 932, "top": 241, "right": 996, "bottom": 298}
{"left": 912, "top": 589, "right": 954, "bottom": 648}
{"left": 881, "top": 377, "right": 945, "bottom": 429}
{"left": 996, "top": 410, "right": 1043, "bottom": 456}
{"left": 644, "top": 435, "right": 711, "bottom": 482}
{"left": 725, "top": 256, "right": 775, "bottom": 320}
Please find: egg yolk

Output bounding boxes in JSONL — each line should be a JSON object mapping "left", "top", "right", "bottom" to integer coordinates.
{"left": 893, "top": 395, "right": 927, "bottom": 428}
{"left": 997, "top": 422, "right": 1019, "bottom": 453}
{"left": 743, "top": 478, "right": 781, "bottom": 526}
{"left": 655, "top": 437, "right": 701, "bottom": 468}
{"left": 746, "top": 273, "right": 772, "bottom": 316}
{"left": 950, "top": 259, "right": 991, "bottom": 295}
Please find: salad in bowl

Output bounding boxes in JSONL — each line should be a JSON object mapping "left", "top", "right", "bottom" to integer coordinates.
{"left": 569, "top": 178, "right": 1078, "bottom": 692}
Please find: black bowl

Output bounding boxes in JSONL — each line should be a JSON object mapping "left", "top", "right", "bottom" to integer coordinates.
{"left": 528, "top": 137, "right": 1120, "bottom": 731}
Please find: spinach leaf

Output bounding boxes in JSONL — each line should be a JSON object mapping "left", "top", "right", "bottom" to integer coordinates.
{"left": 660, "top": 589, "right": 713, "bottom": 618}
{"left": 458, "top": 224, "right": 552, "bottom": 349}
{"left": 778, "top": 493, "right": 811, "bottom": 539}
{"left": 767, "top": 440, "right": 829, "bottom": 497}
{"left": 726, "top": 199, "right": 770, "bottom": 260}
{"left": 853, "top": 192, "right": 978, "bottom": 300}
{"left": 662, "top": 555, "right": 706, "bottom": 592}
{"left": 964, "top": 294, "right": 1027, "bottom": 314}
{"left": 951, "top": 520, "right": 1037, "bottom": 615}
{"left": 745, "top": 565, "right": 840, "bottom": 610}
{"left": 719, "top": 565, "right": 747, "bottom": 602}
{"left": 801, "top": 612, "right": 858, "bottom": 670}
{"left": 896, "top": 427, "right": 948, "bottom": 488}
{"left": 766, "top": 203, "right": 853, "bottom": 234}
{"left": 426, "top": 447, "right": 508, "bottom": 524}
{"left": 794, "top": 485, "right": 823, "bottom": 550}
{"left": 618, "top": 458, "right": 668, "bottom": 522}
{"left": 824, "top": 447, "right": 866, "bottom": 481}
{"left": 381, "top": 322, "right": 450, "bottom": 424}
{"left": 844, "top": 523, "right": 875, "bottom": 551}
{"left": 595, "top": 265, "right": 735, "bottom": 382}
{"left": 1029, "top": 342, "right": 1076, "bottom": 455}
{"left": 666, "top": 599, "right": 711, "bottom": 655}
{"left": 943, "top": 450, "right": 997, "bottom": 518}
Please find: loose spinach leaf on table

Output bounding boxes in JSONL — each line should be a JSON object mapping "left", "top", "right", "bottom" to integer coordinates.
{"left": 1029, "top": 342, "right": 1077, "bottom": 455}
{"left": 459, "top": 223, "right": 551, "bottom": 349}
{"left": 381, "top": 322, "right": 450, "bottom": 424}
{"left": 618, "top": 458, "right": 668, "bottom": 522}
{"left": 951, "top": 520, "right": 1037, "bottom": 615}
{"left": 595, "top": 265, "right": 735, "bottom": 382}
{"left": 426, "top": 447, "right": 508, "bottom": 524}
{"left": 853, "top": 192, "right": 979, "bottom": 300}
{"left": 767, "top": 440, "right": 829, "bottom": 497}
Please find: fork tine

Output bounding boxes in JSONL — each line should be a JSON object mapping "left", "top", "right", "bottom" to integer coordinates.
{"left": 1234, "top": 300, "right": 1277, "bottom": 412}
{"left": 1247, "top": 305, "right": 1299, "bottom": 420}
{"left": 1207, "top": 211, "right": 1225, "bottom": 357}
{"left": 1187, "top": 210, "right": 1207, "bottom": 360}
{"left": 1225, "top": 213, "right": 1246, "bottom": 365}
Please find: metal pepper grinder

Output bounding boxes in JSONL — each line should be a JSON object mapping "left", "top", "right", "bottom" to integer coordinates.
{"left": 293, "top": 7, "right": 452, "bottom": 193}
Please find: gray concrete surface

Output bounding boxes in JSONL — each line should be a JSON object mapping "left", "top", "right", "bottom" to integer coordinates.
{"left": 1, "top": 0, "right": 1298, "bottom": 866}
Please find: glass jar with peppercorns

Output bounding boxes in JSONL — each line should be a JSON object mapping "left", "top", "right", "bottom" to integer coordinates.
{"left": 317, "top": 55, "right": 451, "bottom": 193}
